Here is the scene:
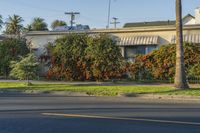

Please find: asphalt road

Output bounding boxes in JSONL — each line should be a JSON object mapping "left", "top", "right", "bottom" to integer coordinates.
{"left": 0, "top": 95, "right": 200, "bottom": 133}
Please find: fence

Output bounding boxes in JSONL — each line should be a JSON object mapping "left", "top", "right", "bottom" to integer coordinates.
{"left": 131, "top": 77, "right": 200, "bottom": 84}
{"left": 188, "top": 77, "right": 200, "bottom": 84}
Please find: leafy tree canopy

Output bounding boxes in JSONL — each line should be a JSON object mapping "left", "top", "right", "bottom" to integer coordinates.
{"left": 51, "top": 20, "right": 67, "bottom": 29}
{"left": 0, "top": 38, "right": 29, "bottom": 77}
{"left": 4, "top": 15, "right": 24, "bottom": 35}
{"left": 47, "top": 33, "right": 89, "bottom": 80}
{"left": 46, "top": 33, "right": 126, "bottom": 81}
{"left": 86, "top": 34, "right": 125, "bottom": 80}
{"left": 129, "top": 43, "right": 200, "bottom": 80}
{"left": 31, "top": 17, "right": 48, "bottom": 31}
{"left": 0, "top": 15, "right": 3, "bottom": 29}
{"left": 10, "top": 53, "right": 39, "bottom": 82}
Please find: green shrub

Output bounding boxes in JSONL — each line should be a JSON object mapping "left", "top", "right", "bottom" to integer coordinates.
{"left": 10, "top": 53, "right": 39, "bottom": 81}
{"left": 0, "top": 38, "right": 29, "bottom": 77}
{"left": 46, "top": 33, "right": 126, "bottom": 81}
{"left": 129, "top": 43, "right": 200, "bottom": 80}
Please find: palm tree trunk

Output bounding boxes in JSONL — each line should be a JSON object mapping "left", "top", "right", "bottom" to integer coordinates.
{"left": 174, "top": 0, "right": 189, "bottom": 89}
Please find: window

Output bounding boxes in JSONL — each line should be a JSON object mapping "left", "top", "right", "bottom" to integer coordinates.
{"left": 137, "top": 46, "right": 146, "bottom": 55}
{"left": 125, "top": 47, "right": 137, "bottom": 59}
{"left": 146, "top": 46, "right": 157, "bottom": 53}
{"left": 125, "top": 45, "right": 157, "bottom": 60}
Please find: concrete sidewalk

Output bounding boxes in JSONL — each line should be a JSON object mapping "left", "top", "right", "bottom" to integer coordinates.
{"left": 0, "top": 89, "right": 200, "bottom": 104}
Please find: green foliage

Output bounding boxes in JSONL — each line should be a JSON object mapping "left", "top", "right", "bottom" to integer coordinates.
{"left": 129, "top": 43, "right": 200, "bottom": 80}
{"left": 46, "top": 33, "right": 126, "bottom": 81}
{"left": 0, "top": 15, "right": 3, "bottom": 29}
{"left": 4, "top": 15, "right": 24, "bottom": 35}
{"left": 86, "top": 34, "right": 125, "bottom": 81}
{"left": 10, "top": 53, "right": 39, "bottom": 80}
{"left": 47, "top": 33, "right": 89, "bottom": 80}
{"left": 51, "top": 20, "right": 67, "bottom": 29}
{"left": 31, "top": 17, "right": 48, "bottom": 31}
{"left": 22, "top": 24, "right": 33, "bottom": 33}
{"left": 188, "top": 64, "right": 200, "bottom": 78}
{"left": 0, "top": 38, "right": 29, "bottom": 77}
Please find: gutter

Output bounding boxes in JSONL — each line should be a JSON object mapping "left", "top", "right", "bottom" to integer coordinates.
{"left": 25, "top": 25, "right": 200, "bottom": 36}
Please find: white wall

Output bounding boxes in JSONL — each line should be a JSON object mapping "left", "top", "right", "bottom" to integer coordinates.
{"left": 26, "top": 26, "right": 200, "bottom": 59}
{"left": 183, "top": 17, "right": 195, "bottom": 25}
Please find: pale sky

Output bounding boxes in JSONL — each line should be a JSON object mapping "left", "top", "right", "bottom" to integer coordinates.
{"left": 0, "top": 0, "right": 199, "bottom": 29}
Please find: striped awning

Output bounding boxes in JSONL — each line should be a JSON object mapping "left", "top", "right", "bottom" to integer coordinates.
{"left": 117, "top": 36, "right": 159, "bottom": 46}
{"left": 171, "top": 34, "right": 200, "bottom": 43}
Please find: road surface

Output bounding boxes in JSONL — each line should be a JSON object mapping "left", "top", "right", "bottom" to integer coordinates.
{"left": 0, "top": 95, "right": 200, "bottom": 133}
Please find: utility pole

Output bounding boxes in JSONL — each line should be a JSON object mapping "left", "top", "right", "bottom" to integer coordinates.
{"left": 110, "top": 17, "right": 120, "bottom": 28}
{"left": 65, "top": 12, "right": 80, "bottom": 28}
{"left": 106, "top": 0, "right": 111, "bottom": 29}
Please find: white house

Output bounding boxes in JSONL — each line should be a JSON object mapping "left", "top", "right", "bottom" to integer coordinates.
{"left": 25, "top": 8, "right": 200, "bottom": 68}
{"left": 26, "top": 8, "right": 200, "bottom": 58}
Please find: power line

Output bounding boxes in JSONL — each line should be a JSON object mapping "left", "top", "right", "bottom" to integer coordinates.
{"left": 3, "top": 0, "right": 122, "bottom": 29}
{"left": 9, "top": 0, "right": 65, "bottom": 13}
{"left": 110, "top": 17, "right": 120, "bottom": 28}
{"left": 65, "top": 12, "right": 80, "bottom": 27}
{"left": 81, "top": 15, "right": 107, "bottom": 24}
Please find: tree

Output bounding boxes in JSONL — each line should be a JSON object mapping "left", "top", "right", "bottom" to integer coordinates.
{"left": 0, "top": 38, "right": 29, "bottom": 78}
{"left": 10, "top": 53, "right": 39, "bottom": 85}
{"left": 31, "top": 17, "right": 48, "bottom": 31}
{"left": 86, "top": 34, "right": 125, "bottom": 81}
{"left": 46, "top": 33, "right": 126, "bottom": 81}
{"left": 174, "top": 0, "right": 189, "bottom": 89}
{"left": 51, "top": 20, "right": 67, "bottom": 29}
{"left": 5, "top": 15, "right": 24, "bottom": 35}
{"left": 129, "top": 43, "right": 200, "bottom": 81}
{"left": 47, "top": 33, "right": 89, "bottom": 80}
{"left": 22, "top": 24, "right": 32, "bottom": 33}
{"left": 0, "top": 15, "right": 3, "bottom": 29}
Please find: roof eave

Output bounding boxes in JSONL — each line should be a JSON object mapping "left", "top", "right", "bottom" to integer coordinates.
{"left": 25, "top": 25, "right": 200, "bottom": 36}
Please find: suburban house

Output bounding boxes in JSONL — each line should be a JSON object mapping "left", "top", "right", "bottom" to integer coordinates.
{"left": 26, "top": 8, "right": 200, "bottom": 63}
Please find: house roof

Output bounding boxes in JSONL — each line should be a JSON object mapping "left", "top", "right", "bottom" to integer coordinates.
{"left": 124, "top": 14, "right": 194, "bottom": 28}
{"left": 26, "top": 25, "right": 200, "bottom": 36}
{"left": 183, "top": 14, "right": 195, "bottom": 20}
{"left": 124, "top": 20, "right": 175, "bottom": 28}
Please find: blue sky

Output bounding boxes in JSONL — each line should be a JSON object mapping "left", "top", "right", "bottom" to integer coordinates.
{"left": 0, "top": 0, "right": 199, "bottom": 29}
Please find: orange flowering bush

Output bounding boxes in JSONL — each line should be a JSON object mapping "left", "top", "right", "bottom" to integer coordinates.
{"left": 46, "top": 33, "right": 126, "bottom": 81}
{"left": 129, "top": 43, "right": 200, "bottom": 80}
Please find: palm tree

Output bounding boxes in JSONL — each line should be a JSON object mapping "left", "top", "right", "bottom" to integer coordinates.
{"left": 5, "top": 15, "right": 24, "bottom": 35}
{"left": 31, "top": 17, "right": 48, "bottom": 31}
{"left": 174, "top": 0, "right": 189, "bottom": 89}
{"left": 22, "top": 24, "right": 32, "bottom": 33}
{"left": 0, "top": 15, "right": 3, "bottom": 29}
{"left": 51, "top": 20, "right": 67, "bottom": 30}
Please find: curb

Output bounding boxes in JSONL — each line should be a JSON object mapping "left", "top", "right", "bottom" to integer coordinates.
{"left": 0, "top": 89, "right": 89, "bottom": 97}
{"left": 1, "top": 89, "right": 200, "bottom": 102}
{"left": 119, "top": 93, "right": 200, "bottom": 101}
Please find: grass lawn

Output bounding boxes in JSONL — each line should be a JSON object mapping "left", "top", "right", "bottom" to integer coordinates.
{"left": 0, "top": 82, "right": 199, "bottom": 96}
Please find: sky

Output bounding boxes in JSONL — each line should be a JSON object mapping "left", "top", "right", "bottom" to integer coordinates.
{"left": 0, "top": 0, "right": 199, "bottom": 30}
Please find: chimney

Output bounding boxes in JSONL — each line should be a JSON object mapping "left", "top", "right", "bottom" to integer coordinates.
{"left": 195, "top": 7, "right": 200, "bottom": 24}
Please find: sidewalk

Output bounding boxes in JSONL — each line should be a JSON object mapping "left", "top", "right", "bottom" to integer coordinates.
{"left": 1, "top": 88, "right": 200, "bottom": 103}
